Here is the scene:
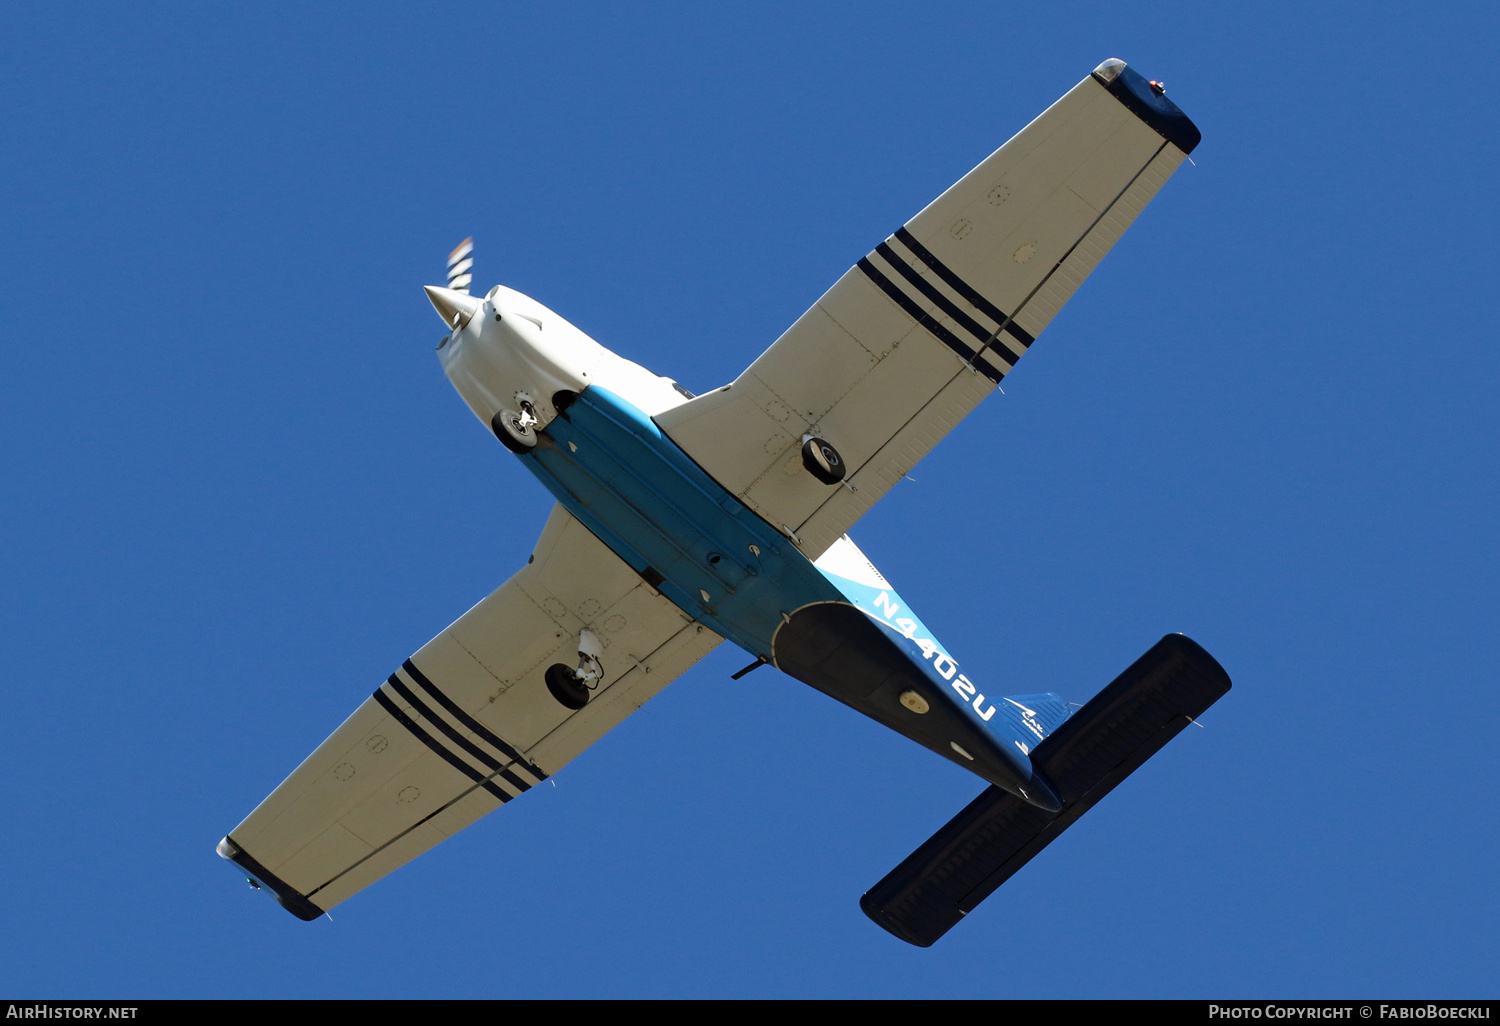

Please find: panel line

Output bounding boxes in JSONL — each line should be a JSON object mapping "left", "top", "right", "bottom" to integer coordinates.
{"left": 385, "top": 675, "right": 532, "bottom": 794}
{"left": 855, "top": 257, "right": 1005, "bottom": 384}
{"left": 873, "top": 241, "right": 1014, "bottom": 365}
{"left": 892, "top": 227, "right": 1036, "bottom": 349}
{"left": 372, "top": 687, "right": 511, "bottom": 803}
{"left": 402, "top": 658, "right": 548, "bottom": 782}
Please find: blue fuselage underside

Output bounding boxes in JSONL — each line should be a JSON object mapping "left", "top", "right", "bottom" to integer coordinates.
{"left": 523, "top": 388, "right": 838, "bottom": 659}
{"left": 517, "top": 387, "right": 1050, "bottom": 802}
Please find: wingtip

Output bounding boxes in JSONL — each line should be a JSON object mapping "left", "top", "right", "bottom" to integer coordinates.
{"left": 218, "top": 835, "right": 326, "bottom": 922}
{"left": 1092, "top": 57, "right": 1127, "bottom": 83}
{"left": 1091, "top": 59, "right": 1201, "bottom": 154}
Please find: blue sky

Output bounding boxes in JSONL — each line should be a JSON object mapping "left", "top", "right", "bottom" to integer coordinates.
{"left": 3, "top": 2, "right": 1497, "bottom": 998}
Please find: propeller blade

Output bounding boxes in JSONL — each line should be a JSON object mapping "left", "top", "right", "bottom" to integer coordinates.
{"left": 446, "top": 237, "right": 474, "bottom": 295}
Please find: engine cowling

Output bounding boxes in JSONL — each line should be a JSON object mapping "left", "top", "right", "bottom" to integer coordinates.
{"left": 433, "top": 285, "right": 601, "bottom": 438}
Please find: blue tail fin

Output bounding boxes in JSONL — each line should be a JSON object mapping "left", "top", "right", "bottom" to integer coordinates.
{"left": 997, "top": 692, "right": 1074, "bottom": 752}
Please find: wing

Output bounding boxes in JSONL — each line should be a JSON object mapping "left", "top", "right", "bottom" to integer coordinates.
{"left": 218, "top": 504, "right": 721, "bottom": 919}
{"left": 656, "top": 60, "right": 1199, "bottom": 558}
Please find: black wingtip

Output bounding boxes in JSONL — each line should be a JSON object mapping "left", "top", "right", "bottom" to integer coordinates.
{"left": 860, "top": 890, "right": 941, "bottom": 947}
{"left": 1092, "top": 59, "right": 1202, "bottom": 154}
{"left": 217, "top": 836, "right": 325, "bottom": 922}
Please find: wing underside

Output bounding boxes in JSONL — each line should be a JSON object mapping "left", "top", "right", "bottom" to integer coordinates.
{"left": 657, "top": 61, "right": 1197, "bottom": 559}
{"left": 220, "top": 504, "right": 721, "bottom": 918}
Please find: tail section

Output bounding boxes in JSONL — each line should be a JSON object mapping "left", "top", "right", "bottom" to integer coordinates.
{"left": 810, "top": 536, "right": 1084, "bottom": 806}
{"left": 996, "top": 692, "right": 1073, "bottom": 753}
{"left": 860, "top": 634, "right": 1231, "bottom": 947}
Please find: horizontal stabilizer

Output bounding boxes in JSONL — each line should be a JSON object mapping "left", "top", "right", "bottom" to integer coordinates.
{"left": 859, "top": 633, "right": 1230, "bottom": 946}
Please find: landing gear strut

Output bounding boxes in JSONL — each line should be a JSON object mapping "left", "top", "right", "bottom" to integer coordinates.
{"left": 492, "top": 393, "right": 541, "bottom": 454}
{"left": 544, "top": 629, "right": 604, "bottom": 710}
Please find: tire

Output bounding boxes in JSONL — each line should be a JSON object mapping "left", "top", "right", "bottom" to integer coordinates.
{"left": 801, "top": 436, "right": 846, "bottom": 485}
{"left": 491, "top": 409, "right": 537, "bottom": 454}
{"left": 544, "top": 663, "right": 591, "bottom": 710}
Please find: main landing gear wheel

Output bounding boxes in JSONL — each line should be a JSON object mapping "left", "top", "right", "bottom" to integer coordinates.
{"left": 545, "top": 628, "right": 605, "bottom": 710}
{"left": 491, "top": 408, "right": 537, "bottom": 454}
{"left": 544, "top": 663, "right": 592, "bottom": 710}
{"left": 801, "top": 435, "right": 846, "bottom": 485}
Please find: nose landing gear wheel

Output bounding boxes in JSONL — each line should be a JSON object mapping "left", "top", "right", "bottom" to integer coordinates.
{"left": 544, "top": 662, "right": 592, "bottom": 710}
{"left": 491, "top": 409, "right": 538, "bottom": 454}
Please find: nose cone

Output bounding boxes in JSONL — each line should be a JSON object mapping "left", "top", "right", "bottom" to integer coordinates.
{"left": 425, "top": 285, "right": 482, "bottom": 331}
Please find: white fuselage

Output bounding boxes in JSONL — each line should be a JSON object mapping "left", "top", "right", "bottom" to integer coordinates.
{"left": 437, "top": 284, "right": 694, "bottom": 434}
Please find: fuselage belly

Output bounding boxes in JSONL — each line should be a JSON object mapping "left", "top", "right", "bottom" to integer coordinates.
{"left": 523, "top": 386, "right": 1060, "bottom": 809}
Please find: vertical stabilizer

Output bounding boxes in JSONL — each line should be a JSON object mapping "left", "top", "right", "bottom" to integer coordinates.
{"left": 997, "top": 692, "right": 1074, "bottom": 753}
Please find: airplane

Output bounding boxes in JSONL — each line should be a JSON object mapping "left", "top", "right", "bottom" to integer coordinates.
{"left": 217, "top": 58, "right": 1230, "bottom": 947}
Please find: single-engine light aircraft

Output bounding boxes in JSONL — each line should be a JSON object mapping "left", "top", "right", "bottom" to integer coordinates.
{"left": 219, "top": 59, "right": 1229, "bottom": 946}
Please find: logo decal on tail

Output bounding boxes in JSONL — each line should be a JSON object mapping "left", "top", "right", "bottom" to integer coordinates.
{"left": 1004, "top": 697, "right": 1048, "bottom": 740}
